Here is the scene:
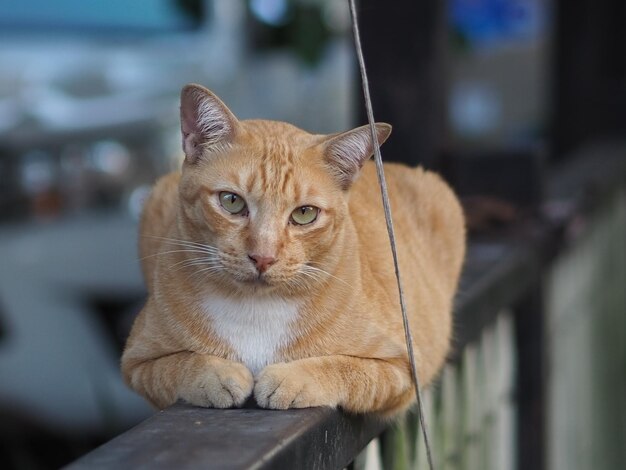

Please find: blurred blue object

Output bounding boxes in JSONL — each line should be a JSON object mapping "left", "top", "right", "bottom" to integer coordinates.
{"left": 250, "top": 0, "right": 292, "bottom": 27}
{"left": 451, "top": 0, "right": 546, "bottom": 48}
{"left": 0, "top": 0, "right": 203, "bottom": 32}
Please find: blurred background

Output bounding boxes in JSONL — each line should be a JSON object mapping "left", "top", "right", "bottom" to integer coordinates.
{"left": 0, "top": 0, "right": 623, "bottom": 469}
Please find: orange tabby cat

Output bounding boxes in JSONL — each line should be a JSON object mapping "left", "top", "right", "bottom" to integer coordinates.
{"left": 121, "top": 84, "right": 465, "bottom": 417}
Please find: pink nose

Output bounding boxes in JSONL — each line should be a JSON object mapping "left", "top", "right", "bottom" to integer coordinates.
{"left": 248, "top": 254, "right": 277, "bottom": 273}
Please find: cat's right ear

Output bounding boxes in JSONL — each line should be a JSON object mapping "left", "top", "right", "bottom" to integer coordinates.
{"left": 322, "top": 123, "right": 392, "bottom": 190}
{"left": 180, "top": 84, "right": 239, "bottom": 163}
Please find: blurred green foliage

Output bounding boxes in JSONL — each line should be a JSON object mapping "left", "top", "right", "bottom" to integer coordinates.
{"left": 247, "top": 0, "right": 335, "bottom": 67}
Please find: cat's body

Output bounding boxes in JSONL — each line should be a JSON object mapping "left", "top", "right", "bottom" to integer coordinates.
{"left": 122, "top": 85, "right": 465, "bottom": 417}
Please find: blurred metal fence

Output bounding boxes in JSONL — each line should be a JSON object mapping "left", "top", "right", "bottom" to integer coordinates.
{"left": 357, "top": 312, "right": 516, "bottom": 470}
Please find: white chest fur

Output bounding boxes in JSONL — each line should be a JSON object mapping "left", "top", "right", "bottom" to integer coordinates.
{"left": 201, "top": 295, "right": 300, "bottom": 374}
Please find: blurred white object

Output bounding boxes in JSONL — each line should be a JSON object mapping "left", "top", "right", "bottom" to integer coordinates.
{"left": 0, "top": 216, "right": 152, "bottom": 434}
{"left": 450, "top": 81, "right": 501, "bottom": 137}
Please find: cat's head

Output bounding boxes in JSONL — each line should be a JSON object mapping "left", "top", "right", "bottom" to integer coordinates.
{"left": 176, "top": 84, "right": 391, "bottom": 297}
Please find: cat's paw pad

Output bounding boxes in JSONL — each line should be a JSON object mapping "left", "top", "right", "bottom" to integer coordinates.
{"left": 254, "top": 363, "right": 336, "bottom": 410}
{"left": 181, "top": 361, "right": 253, "bottom": 408}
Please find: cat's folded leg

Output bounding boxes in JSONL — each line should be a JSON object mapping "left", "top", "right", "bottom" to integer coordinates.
{"left": 123, "top": 352, "right": 254, "bottom": 410}
{"left": 254, "top": 355, "right": 413, "bottom": 416}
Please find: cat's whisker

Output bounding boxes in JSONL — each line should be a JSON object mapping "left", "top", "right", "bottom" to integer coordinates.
{"left": 298, "top": 270, "right": 319, "bottom": 283}
{"left": 173, "top": 258, "right": 219, "bottom": 268}
{"left": 170, "top": 256, "right": 220, "bottom": 269}
{"left": 285, "top": 275, "right": 309, "bottom": 294}
{"left": 298, "top": 270, "right": 333, "bottom": 292}
{"left": 143, "top": 235, "right": 219, "bottom": 253}
{"left": 170, "top": 259, "right": 221, "bottom": 272}
{"left": 181, "top": 264, "right": 222, "bottom": 282}
{"left": 195, "top": 265, "right": 223, "bottom": 274}
{"left": 143, "top": 235, "right": 213, "bottom": 248}
{"left": 297, "top": 277, "right": 315, "bottom": 292}
{"left": 287, "top": 282, "right": 304, "bottom": 295}
{"left": 188, "top": 265, "right": 224, "bottom": 281}
{"left": 301, "top": 265, "right": 352, "bottom": 289}
{"left": 140, "top": 249, "right": 219, "bottom": 261}
{"left": 162, "top": 242, "right": 218, "bottom": 254}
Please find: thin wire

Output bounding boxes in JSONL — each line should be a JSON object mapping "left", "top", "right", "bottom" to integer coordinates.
{"left": 348, "top": 1, "right": 435, "bottom": 469}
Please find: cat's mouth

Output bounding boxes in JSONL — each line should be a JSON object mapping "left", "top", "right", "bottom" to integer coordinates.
{"left": 240, "top": 272, "right": 272, "bottom": 287}
{"left": 220, "top": 263, "right": 274, "bottom": 287}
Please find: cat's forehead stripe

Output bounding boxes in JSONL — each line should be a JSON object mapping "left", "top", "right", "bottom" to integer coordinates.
{"left": 250, "top": 138, "right": 295, "bottom": 195}
{"left": 228, "top": 169, "right": 242, "bottom": 188}
{"left": 244, "top": 171, "right": 255, "bottom": 194}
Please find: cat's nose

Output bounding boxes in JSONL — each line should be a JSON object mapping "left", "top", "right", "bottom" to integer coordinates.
{"left": 248, "top": 254, "right": 277, "bottom": 273}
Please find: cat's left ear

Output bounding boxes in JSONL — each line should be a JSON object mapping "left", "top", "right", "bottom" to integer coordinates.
{"left": 180, "top": 84, "right": 239, "bottom": 163}
{"left": 322, "top": 123, "right": 392, "bottom": 189}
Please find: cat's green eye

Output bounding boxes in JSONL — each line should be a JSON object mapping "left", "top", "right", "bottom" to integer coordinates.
{"left": 291, "top": 206, "right": 319, "bottom": 225}
{"left": 219, "top": 192, "right": 247, "bottom": 214}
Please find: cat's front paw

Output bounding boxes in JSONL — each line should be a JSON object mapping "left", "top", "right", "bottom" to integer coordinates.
{"left": 254, "top": 362, "right": 337, "bottom": 410}
{"left": 179, "top": 359, "right": 253, "bottom": 408}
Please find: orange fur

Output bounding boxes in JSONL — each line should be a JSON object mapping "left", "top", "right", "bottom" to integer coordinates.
{"left": 121, "top": 85, "right": 465, "bottom": 417}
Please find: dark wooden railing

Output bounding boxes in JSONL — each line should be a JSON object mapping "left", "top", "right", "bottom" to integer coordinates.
{"left": 66, "top": 148, "right": 625, "bottom": 470}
